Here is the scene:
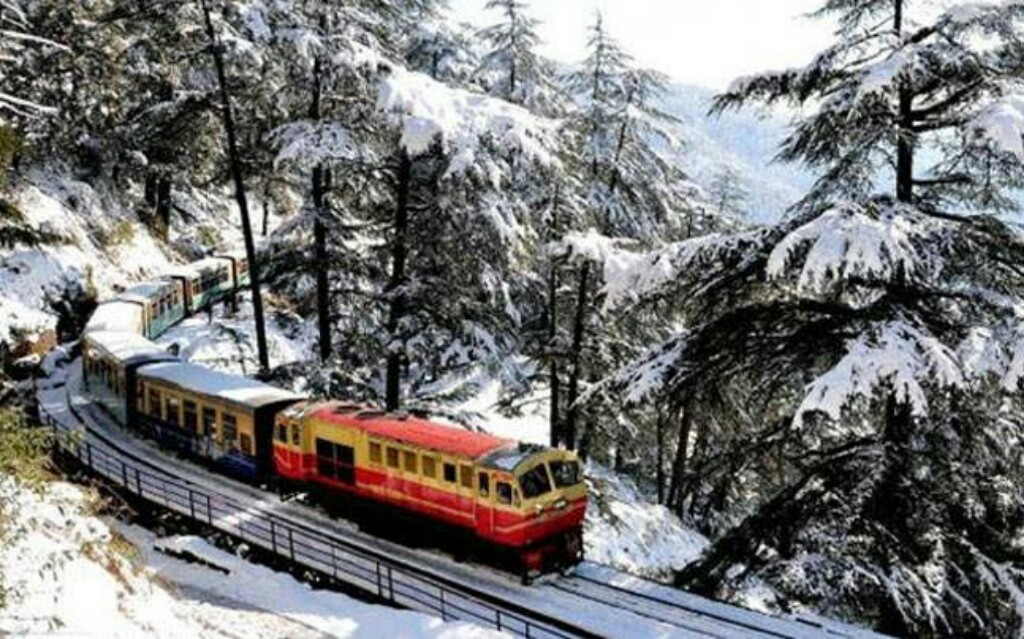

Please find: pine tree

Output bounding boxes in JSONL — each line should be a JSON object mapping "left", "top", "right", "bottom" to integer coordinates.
{"left": 707, "top": 165, "right": 748, "bottom": 219}
{"left": 553, "top": 14, "right": 703, "bottom": 451}
{"left": 476, "top": 0, "right": 561, "bottom": 115}
{"left": 606, "top": 2, "right": 1024, "bottom": 635}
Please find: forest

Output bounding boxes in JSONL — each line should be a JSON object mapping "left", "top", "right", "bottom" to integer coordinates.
{"left": 5, "top": 0, "right": 1024, "bottom": 637}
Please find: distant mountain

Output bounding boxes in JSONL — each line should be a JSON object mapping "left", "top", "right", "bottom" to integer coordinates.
{"left": 659, "top": 83, "right": 815, "bottom": 224}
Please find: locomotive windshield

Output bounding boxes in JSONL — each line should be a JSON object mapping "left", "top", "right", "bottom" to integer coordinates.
{"left": 549, "top": 460, "right": 582, "bottom": 488}
{"left": 519, "top": 464, "right": 553, "bottom": 498}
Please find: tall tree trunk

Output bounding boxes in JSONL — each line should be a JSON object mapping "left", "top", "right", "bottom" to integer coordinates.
{"left": 656, "top": 405, "right": 666, "bottom": 504}
{"left": 309, "top": 53, "right": 331, "bottom": 363}
{"left": 564, "top": 260, "right": 590, "bottom": 450}
{"left": 144, "top": 172, "right": 157, "bottom": 208}
{"left": 667, "top": 402, "right": 694, "bottom": 514}
{"left": 894, "top": 0, "right": 914, "bottom": 204}
{"left": 548, "top": 184, "right": 562, "bottom": 448}
{"left": 385, "top": 151, "right": 412, "bottom": 411}
{"left": 261, "top": 186, "right": 271, "bottom": 237}
{"left": 156, "top": 176, "right": 171, "bottom": 241}
{"left": 201, "top": 0, "right": 269, "bottom": 375}
{"left": 606, "top": 89, "right": 634, "bottom": 197}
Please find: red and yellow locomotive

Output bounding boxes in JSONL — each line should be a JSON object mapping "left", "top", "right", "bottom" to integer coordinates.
{"left": 273, "top": 402, "right": 586, "bottom": 578}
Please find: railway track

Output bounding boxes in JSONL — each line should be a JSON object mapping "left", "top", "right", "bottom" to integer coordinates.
{"left": 36, "top": 361, "right": 890, "bottom": 639}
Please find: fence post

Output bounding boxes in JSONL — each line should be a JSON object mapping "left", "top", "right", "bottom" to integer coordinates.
{"left": 270, "top": 519, "right": 277, "bottom": 554}
{"left": 188, "top": 489, "right": 196, "bottom": 520}
{"left": 496, "top": 610, "right": 502, "bottom": 631}
{"left": 330, "top": 545, "right": 337, "bottom": 579}
{"left": 121, "top": 460, "right": 129, "bottom": 488}
{"left": 86, "top": 443, "right": 93, "bottom": 469}
{"left": 206, "top": 494, "right": 212, "bottom": 525}
{"left": 376, "top": 563, "right": 383, "bottom": 598}
{"left": 387, "top": 566, "right": 394, "bottom": 602}
{"left": 440, "top": 589, "right": 446, "bottom": 621}
{"left": 287, "top": 527, "right": 295, "bottom": 561}
{"left": 135, "top": 468, "right": 142, "bottom": 496}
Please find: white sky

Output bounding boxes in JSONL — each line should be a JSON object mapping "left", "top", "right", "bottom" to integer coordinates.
{"left": 445, "top": 0, "right": 835, "bottom": 90}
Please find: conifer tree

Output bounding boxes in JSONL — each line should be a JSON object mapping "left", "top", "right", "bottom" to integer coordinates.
{"left": 607, "top": 2, "right": 1024, "bottom": 634}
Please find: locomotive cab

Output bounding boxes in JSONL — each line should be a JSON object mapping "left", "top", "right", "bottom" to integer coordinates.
{"left": 481, "top": 445, "right": 587, "bottom": 576}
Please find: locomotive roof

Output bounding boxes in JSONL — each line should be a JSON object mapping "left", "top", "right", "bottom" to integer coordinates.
{"left": 84, "top": 301, "right": 143, "bottom": 334}
{"left": 138, "top": 361, "right": 304, "bottom": 410}
{"left": 310, "top": 403, "right": 513, "bottom": 461}
{"left": 85, "top": 331, "right": 176, "bottom": 364}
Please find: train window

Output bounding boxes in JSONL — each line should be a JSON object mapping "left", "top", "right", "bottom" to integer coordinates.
{"left": 386, "top": 447, "right": 400, "bottom": 469}
{"left": 184, "top": 401, "right": 198, "bottom": 431}
{"left": 240, "top": 433, "right": 253, "bottom": 455}
{"left": 166, "top": 396, "right": 181, "bottom": 426}
{"left": 403, "top": 451, "right": 417, "bottom": 474}
{"left": 315, "top": 439, "right": 355, "bottom": 484}
{"left": 222, "top": 413, "right": 238, "bottom": 447}
{"left": 316, "top": 438, "right": 334, "bottom": 477}
{"left": 369, "top": 442, "right": 382, "bottom": 464}
{"left": 422, "top": 456, "right": 437, "bottom": 479}
{"left": 277, "top": 423, "right": 288, "bottom": 443}
{"left": 520, "top": 465, "right": 552, "bottom": 499}
{"left": 291, "top": 424, "right": 300, "bottom": 446}
{"left": 550, "top": 460, "right": 582, "bottom": 487}
{"left": 443, "top": 463, "right": 457, "bottom": 483}
{"left": 202, "top": 407, "right": 217, "bottom": 437}
{"left": 460, "top": 465, "right": 473, "bottom": 489}
{"left": 496, "top": 481, "right": 513, "bottom": 505}
{"left": 478, "top": 472, "right": 490, "bottom": 498}
{"left": 336, "top": 445, "right": 355, "bottom": 484}
{"left": 148, "top": 389, "right": 161, "bottom": 418}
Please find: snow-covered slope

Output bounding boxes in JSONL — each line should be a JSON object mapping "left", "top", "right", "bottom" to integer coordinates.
{"left": 0, "top": 478, "right": 506, "bottom": 638}
{"left": 660, "top": 82, "right": 813, "bottom": 224}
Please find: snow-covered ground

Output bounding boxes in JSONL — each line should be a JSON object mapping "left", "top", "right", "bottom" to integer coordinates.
{"left": 0, "top": 175, "right": 176, "bottom": 342}
{"left": 155, "top": 298, "right": 316, "bottom": 377}
{"left": 0, "top": 477, "right": 507, "bottom": 638}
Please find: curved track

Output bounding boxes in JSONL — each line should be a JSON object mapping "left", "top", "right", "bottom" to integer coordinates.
{"left": 36, "top": 360, "right": 890, "bottom": 639}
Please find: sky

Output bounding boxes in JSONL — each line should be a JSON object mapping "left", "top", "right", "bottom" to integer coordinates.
{"left": 445, "top": 0, "right": 835, "bottom": 90}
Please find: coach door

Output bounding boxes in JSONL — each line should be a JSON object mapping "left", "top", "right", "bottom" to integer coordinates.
{"left": 475, "top": 470, "right": 495, "bottom": 536}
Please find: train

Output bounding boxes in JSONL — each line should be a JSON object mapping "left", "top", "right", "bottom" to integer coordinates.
{"left": 80, "top": 252, "right": 586, "bottom": 581}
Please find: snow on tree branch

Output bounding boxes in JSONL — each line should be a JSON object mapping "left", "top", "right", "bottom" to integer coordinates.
{"left": 766, "top": 201, "right": 941, "bottom": 295}
{"left": 376, "top": 66, "right": 557, "bottom": 174}
{"left": 793, "top": 320, "right": 965, "bottom": 428}
{"left": 971, "top": 92, "right": 1024, "bottom": 160}
{"left": 272, "top": 121, "right": 360, "bottom": 171}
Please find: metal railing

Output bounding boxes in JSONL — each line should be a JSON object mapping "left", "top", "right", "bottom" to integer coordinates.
{"left": 39, "top": 401, "right": 601, "bottom": 639}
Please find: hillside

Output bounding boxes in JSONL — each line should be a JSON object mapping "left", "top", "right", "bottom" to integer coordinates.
{"left": 659, "top": 83, "right": 813, "bottom": 224}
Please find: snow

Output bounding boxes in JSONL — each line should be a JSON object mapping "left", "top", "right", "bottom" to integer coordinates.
{"left": 971, "top": 91, "right": 1024, "bottom": 160}
{"left": 0, "top": 478, "right": 222, "bottom": 638}
{"left": 273, "top": 120, "right": 358, "bottom": 171}
{"left": 456, "top": 377, "right": 550, "bottom": 446}
{"left": 85, "top": 301, "right": 145, "bottom": 334}
{"left": 583, "top": 464, "right": 709, "bottom": 582}
{"left": 0, "top": 173, "right": 222, "bottom": 343}
{"left": 377, "top": 66, "right": 557, "bottom": 175}
{"left": 767, "top": 202, "right": 937, "bottom": 295}
{"left": 155, "top": 297, "right": 316, "bottom": 377}
{"left": 85, "top": 330, "right": 172, "bottom": 361}
{"left": 0, "top": 478, "right": 507, "bottom": 639}
{"left": 138, "top": 532, "right": 509, "bottom": 639}
{"left": 139, "top": 360, "right": 304, "bottom": 407}
{"left": 793, "top": 321, "right": 965, "bottom": 427}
